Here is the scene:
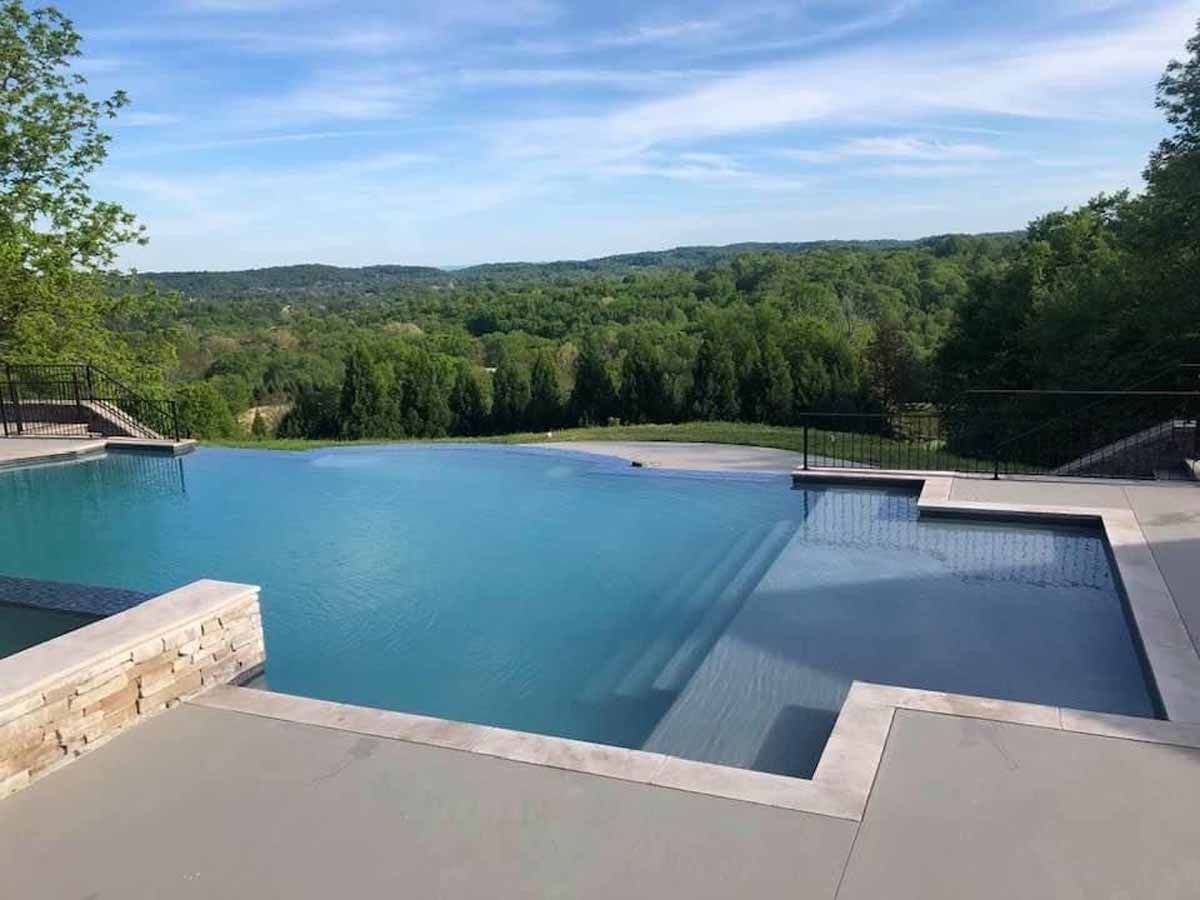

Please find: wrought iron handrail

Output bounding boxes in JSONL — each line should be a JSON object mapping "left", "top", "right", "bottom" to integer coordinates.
{"left": 0, "top": 363, "right": 183, "bottom": 441}
{"left": 796, "top": 387, "right": 1200, "bottom": 481}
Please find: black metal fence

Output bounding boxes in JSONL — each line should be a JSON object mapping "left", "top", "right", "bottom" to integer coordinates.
{"left": 0, "top": 363, "right": 183, "bottom": 441}
{"left": 797, "top": 390, "right": 1200, "bottom": 481}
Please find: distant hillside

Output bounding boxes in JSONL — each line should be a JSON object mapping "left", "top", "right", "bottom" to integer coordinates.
{"left": 140, "top": 232, "right": 1021, "bottom": 301}
{"left": 141, "top": 263, "right": 447, "bottom": 300}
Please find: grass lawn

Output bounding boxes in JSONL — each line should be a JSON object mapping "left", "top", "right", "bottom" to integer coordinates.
{"left": 208, "top": 420, "right": 985, "bottom": 472}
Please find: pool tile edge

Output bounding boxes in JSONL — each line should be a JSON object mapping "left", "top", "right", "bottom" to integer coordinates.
{"left": 187, "top": 679, "right": 1200, "bottom": 824}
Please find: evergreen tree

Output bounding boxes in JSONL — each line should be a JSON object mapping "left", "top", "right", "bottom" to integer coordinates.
{"left": 619, "top": 337, "right": 670, "bottom": 424}
{"left": 492, "top": 353, "right": 531, "bottom": 432}
{"left": 570, "top": 332, "right": 616, "bottom": 425}
{"left": 339, "top": 345, "right": 389, "bottom": 439}
{"left": 867, "top": 317, "right": 915, "bottom": 415}
{"left": 787, "top": 346, "right": 830, "bottom": 413}
{"left": 757, "top": 335, "right": 795, "bottom": 424}
{"left": 690, "top": 336, "right": 739, "bottom": 420}
{"left": 449, "top": 362, "right": 489, "bottom": 436}
{"left": 277, "top": 384, "right": 339, "bottom": 439}
{"left": 528, "top": 351, "right": 563, "bottom": 430}
{"left": 394, "top": 349, "right": 452, "bottom": 438}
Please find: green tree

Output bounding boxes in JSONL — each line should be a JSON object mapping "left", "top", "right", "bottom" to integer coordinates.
{"left": 449, "top": 362, "right": 489, "bottom": 436}
{"left": 0, "top": 2, "right": 170, "bottom": 385}
{"left": 569, "top": 331, "right": 615, "bottom": 425}
{"left": 491, "top": 352, "right": 531, "bottom": 432}
{"left": 176, "top": 381, "right": 238, "bottom": 439}
{"left": 394, "top": 348, "right": 452, "bottom": 438}
{"left": 528, "top": 351, "right": 563, "bottom": 430}
{"left": 619, "top": 337, "right": 671, "bottom": 424}
{"left": 690, "top": 335, "right": 739, "bottom": 420}
{"left": 755, "top": 334, "right": 794, "bottom": 424}
{"left": 867, "top": 316, "right": 915, "bottom": 415}
{"left": 277, "top": 384, "right": 339, "bottom": 439}
{"left": 339, "top": 345, "right": 389, "bottom": 439}
{"left": 250, "top": 410, "right": 268, "bottom": 440}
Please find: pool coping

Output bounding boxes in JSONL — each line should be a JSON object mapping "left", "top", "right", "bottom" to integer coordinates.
{"left": 182, "top": 468, "right": 1200, "bottom": 823}
{"left": 0, "top": 437, "right": 196, "bottom": 473}
{"left": 189, "top": 678, "right": 1200, "bottom": 824}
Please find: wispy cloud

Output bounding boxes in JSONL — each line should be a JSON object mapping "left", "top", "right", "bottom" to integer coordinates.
{"left": 119, "top": 112, "right": 184, "bottom": 128}
{"left": 491, "top": 2, "right": 1191, "bottom": 170}
{"left": 83, "top": 0, "right": 1192, "bottom": 269}
{"left": 180, "top": 0, "right": 313, "bottom": 11}
{"left": 228, "top": 68, "right": 431, "bottom": 128}
{"left": 602, "top": 151, "right": 809, "bottom": 192}
{"left": 786, "top": 136, "right": 1005, "bottom": 163}
{"left": 456, "top": 67, "right": 713, "bottom": 91}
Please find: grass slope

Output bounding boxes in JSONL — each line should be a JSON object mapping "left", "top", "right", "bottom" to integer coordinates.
{"left": 209, "top": 420, "right": 980, "bottom": 471}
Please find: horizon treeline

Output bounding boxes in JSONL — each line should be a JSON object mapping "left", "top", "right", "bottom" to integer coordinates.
{"left": 175, "top": 234, "right": 1004, "bottom": 440}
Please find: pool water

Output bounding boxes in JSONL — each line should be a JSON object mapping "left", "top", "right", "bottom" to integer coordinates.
{"left": 0, "top": 446, "right": 1156, "bottom": 777}
{"left": 0, "top": 603, "right": 96, "bottom": 659}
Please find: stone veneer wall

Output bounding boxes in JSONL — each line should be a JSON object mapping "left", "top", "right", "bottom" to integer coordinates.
{"left": 0, "top": 579, "right": 263, "bottom": 799}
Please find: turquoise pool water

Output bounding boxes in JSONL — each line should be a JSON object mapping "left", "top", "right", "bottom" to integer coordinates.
{"left": 0, "top": 446, "right": 1156, "bottom": 776}
{"left": 0, "top": 603, "right": 96, "bottom": 659}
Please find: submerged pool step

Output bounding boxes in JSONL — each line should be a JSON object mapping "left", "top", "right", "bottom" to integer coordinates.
{"left": 650, "top": 519, "right": 798, "bottom": 695}
{"left": 577, "top": 525, "right": 767, "bottom": 705}
{"left": 611, "top": 521, "right": 790, "bottom": 701}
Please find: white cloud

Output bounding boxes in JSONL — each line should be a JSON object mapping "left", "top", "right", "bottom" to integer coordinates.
{"left": 119, "top": 112, "right": 184, "bottom": 128}
{"left": 456, "top": 67, "right": 710, "bottom": 91}
{"left": 840, "top": 136, "right": 1004, "bottom": 161}
{"left": 490, "top": 1, "right": 1191, "bottom": 171}
{"left": 181, "top": 0, "right": 312, "bottom": 11}
{"left": 124, "top": 130, "right": 389, "bottom": 156}
{"left": 602, "top": 151, "right": 809, "bottom": 192}
{"left": 230, "top": 69, "right": 429, "bottom": 128}
{"left": 869, "top": 162, "right": 992, "bottom": 178}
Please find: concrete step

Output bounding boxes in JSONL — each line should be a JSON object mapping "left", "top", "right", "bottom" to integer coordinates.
{"left": 611, "top": 524, "right": 773, "bottom": 700}
{"left": 651, "top": 519, "right": 798, "bottom": 694}
{"left": 577, "top": 525, "right": 766, "bottom": 705}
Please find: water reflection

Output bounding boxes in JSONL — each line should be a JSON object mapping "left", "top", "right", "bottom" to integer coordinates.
{"left": 794, "top": 487, "right": 1113, "bottom": 591}
{"left": 77, "top": 451, "right": 188, "bottom": 500}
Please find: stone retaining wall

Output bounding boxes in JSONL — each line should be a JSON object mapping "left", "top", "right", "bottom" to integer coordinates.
{"left": 0, "top": 580, "right": 263, "bottom": 799}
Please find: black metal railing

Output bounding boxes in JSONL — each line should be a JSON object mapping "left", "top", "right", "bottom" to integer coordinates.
{"left": 0, "top": 363, "right": 183, "bottom": 441}
{"left": 797, "top": 390, "right": 1200, "bottom": 481}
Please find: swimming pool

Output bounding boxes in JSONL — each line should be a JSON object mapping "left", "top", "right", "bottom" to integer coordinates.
{"left": 0, "top": 445, "right": 1156, "bottom": 776}
{"left": 0, "top": 603, "right": 96, "bottom": 659}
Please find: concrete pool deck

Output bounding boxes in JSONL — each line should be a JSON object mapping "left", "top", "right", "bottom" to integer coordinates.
{"left": 0, "top": 436, "right": 196, "bottom": 469}
{"left": 4, "top": 691, "right": 1200, "bottom": 899}
{"left": 4, "top": 440, "right": 1200, "bottom": 897}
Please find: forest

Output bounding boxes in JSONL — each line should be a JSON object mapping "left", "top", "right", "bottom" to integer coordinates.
{"left": 1, "top": 4, "right": 1197, "bottom": 448}
{"left": 161, "top": 232, "right": 1015, "bottom": 440}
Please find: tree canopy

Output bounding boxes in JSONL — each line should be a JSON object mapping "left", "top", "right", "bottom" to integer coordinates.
{"left": 0, "top": 1, "right": 172, "bottom": 386}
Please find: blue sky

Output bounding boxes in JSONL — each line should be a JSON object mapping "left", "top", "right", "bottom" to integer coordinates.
{"left": 56, "top": 0, "right": 1199, "bottom": 271}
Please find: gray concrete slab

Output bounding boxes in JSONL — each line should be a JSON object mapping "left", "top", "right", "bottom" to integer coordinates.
{"left": 1124, "top": 485, "right": 1200, "bottom": 654}
{"left": 836, "top": 709, "right": 1200, "bottom": 900}
{"left": 0, "top": 437, "right": 106, "bottom": 469}
{"left": 0, "top": 436, "right": 196, "bottom": 471}
{"left": 947, "top": 476, "right": 1139, "bottom": 509}
{"left": 0, "top": 703, "right": 857, "bottom": 900}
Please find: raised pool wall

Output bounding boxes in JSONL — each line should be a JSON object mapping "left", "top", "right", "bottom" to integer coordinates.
{"left": 0, "top": 579, "right": 263, "bottom": 799}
